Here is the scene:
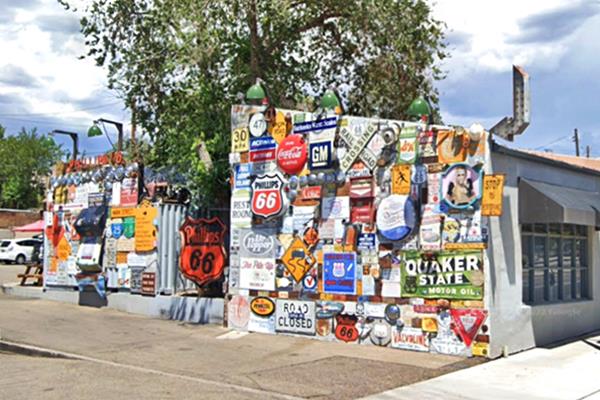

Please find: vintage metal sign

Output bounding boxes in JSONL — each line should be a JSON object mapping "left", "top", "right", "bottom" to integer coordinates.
{"left": 321, "top": 196, "right": 350, "bottom": 220}
{"left": 234, "top": 163, "right": 251, "bottom": 190}
{"left": 275, "top": 299, "right": 316, "bottom": 335}
{"left": 250, "top": 174, "right": 286, "bottom": 219}
{"left": 391, "top": 164, "right": 411, "bottom": 195}
{"left": 293, "top": 116, "right": 337, "bottom": 141}
{"left": 401, "top": 251, "right": 484, "bottom": 300}
{"left": 239, "top": 228, "right": 277, "bottom": 258}
{"left": 339, "top": 123, "right": 378, "bottom": 172}
{"left": 481, "top": 174, "right": 505, "bottom": 216}
{"left": 250, "top": 296, "right": 276, "bottom": 317}
{"left": 179, "top": 216, "right": 227, "bottom": 287}
{"left": 249, "top": 112, "right": 267, "bottom": 137}
{"left": 308, "top": 141, "right": 333, "bottom": 170}
{"left": 441, "top": 163, "right": 482, "bottom": 209}
{"left": 281, "top": 237, "right": 316, "bottom": 283}
{"left": 231, "top": 189, "right": 252, "bottom": 228}
{"left": 450, "top": 308, "right": 487, "bottom": 346}
{"left": 376, "top": 195, "right": 416, "bottom": 241}
{"left": 249, "top": 136, "right": 277, "bottom": 163}
{"left": 239, "top": 257, "right": 276, "bottom": 290}
{"left": 397, "top": 126, "right": 418, "bottom": 164}
{"left": 334, "top": 314, "right": 359, "bottom": 342}
{"left": 323, "top": 252, "right": 357, "bottom": 295}
{"left": 231, "top": 127, "right": 250, "bottom": 153}
{"left": 391, "top": 327, "right": 429, "bottom": 352}
{"left": 276, "top": 134, "right": 307, "bottom": 175}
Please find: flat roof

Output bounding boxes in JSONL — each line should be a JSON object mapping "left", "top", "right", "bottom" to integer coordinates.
{"left": 491, "top": 141, "right": 600, "bottom": 177}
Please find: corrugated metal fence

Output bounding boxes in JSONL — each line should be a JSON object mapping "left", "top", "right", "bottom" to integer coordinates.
{"left": 156, "top": 204, "right": 230, "bottom": 295}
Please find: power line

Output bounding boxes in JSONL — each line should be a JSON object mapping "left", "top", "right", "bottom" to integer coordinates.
{"left": 533, "top": 134, "right": 571, "bottom": 151}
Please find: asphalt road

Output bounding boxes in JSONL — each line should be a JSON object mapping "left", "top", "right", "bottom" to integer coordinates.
{"left": 0, "top": 268, "right": 482, "bottom": 399}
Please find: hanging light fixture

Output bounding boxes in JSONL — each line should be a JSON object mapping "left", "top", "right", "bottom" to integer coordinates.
{"left": 245, "top": 78, "right": 268, "bottom": 105}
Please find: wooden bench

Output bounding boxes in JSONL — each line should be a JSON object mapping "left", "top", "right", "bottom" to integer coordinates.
{"left": 18, "top": 263, "right": 43, "bottom": 286}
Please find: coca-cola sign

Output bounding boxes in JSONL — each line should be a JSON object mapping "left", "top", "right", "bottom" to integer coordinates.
{"left": 240, "top": 228, "right": 277, "bottom": 258}
{"left": 276, "top": 134, "right": 307, "bottom": 175}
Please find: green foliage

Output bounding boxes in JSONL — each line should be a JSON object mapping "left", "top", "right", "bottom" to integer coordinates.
{"left": 69, "top": 0, "right": 447, "bottom": 206}
{"left": 0, "top": 126, "right": 64, "bottom": 209}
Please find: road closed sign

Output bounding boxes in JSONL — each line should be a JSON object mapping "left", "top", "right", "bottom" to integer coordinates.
{"left": 275, "top": 299, "right": 316, "bottom": 335}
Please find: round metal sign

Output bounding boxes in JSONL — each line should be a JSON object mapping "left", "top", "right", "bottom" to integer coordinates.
{"left": 249, "top": 113, "right": 267, "bottom": 137}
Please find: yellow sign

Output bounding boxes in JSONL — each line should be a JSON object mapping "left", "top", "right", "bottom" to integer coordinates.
{"left": 135, "top": 201, "right": 158, "bottom": 252}
{"left": 268, "top": 111, "right": 288, "bottom": 143}
{"left": 444, "top": 242, "right": 487, "bottom": 250}
{"left": 111, "top": 207, "right": 137, "bottom": 218}
{"left": 472, "top": 341, "right": 489, "bottom": 357}
{"left": 481, "top": 174, "right": 505, "bottom": 216}
{"left": 422, "top": 317, "right": 438, "bottom": 332}
{"left": 56, "top": 236, "right": 71, "bottom": 261}
{"left": 437, "top": 129, "right": 468, "bottom": 164}
{"left": 250, "top": 297, "right": 275, "bottom": 316}
{"left": 231, "top": 127, "right": 250, "bottom": 153}
{"left": 281, "top": 237, "right": 316, "bottom": 283}
{"left": 391, "top": 164, "right": 411, "bottom": 194}
{"left": 116, "top": 252, "right": 129, "bottom": 264}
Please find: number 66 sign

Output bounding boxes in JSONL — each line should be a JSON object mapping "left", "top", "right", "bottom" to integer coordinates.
{"left": 179, "top": 217, "right": 227, "bottom": 287}
{"left": 251, "top": 174, "right": 286, "bottom": 219}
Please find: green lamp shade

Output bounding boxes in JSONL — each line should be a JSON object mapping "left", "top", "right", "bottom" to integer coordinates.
{"left": 407, "top": 97, "right": 431, "bottom": 120}
{"left": 321, "top": 89, "right": 341, "bottom": 110}
{"left": 87, "top": 124, "right": 103, "bottom": 137}
{"left": 246, "top": 82, "right": 266, "bottom": 101}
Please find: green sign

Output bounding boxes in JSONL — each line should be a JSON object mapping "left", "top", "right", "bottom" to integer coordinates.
{"left": 123, "top": 216, "right": 136, "bottom": 239}
{"left": 401, "top": 251, "right": 484, "bottom": 300}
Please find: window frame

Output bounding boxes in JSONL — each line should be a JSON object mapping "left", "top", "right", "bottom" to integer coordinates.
{"left": 521, "top": 223, "right": 591, "bottom": 305}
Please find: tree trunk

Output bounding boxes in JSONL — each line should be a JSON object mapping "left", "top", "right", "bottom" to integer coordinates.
{"left": 247, "top": 0, "right": 261, "bottom": 81}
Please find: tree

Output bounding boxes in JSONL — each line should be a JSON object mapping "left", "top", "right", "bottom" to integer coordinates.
{"left": 65, "top": 0, "right": 447, "bottom": 206}
{"left": 0, "top": 126, "right": 64, "bottom": 209}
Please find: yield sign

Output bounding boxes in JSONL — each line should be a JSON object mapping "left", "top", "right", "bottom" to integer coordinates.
{"left": 281, "top": 237, "right": 315, "bottom": 283}
{"left": 450, "top": 309, "right": 488, "bottom": 347}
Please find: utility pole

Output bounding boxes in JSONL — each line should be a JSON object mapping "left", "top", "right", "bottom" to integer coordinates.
{"left": 586, "top": 145, "right": 591, "bottom": 158}
{"left": 573, "top": 128, "right": 580, "bottom": 157}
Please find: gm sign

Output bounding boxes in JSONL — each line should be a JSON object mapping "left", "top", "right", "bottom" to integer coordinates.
{"left": 309, "top": 141, "right": 332, "bottom": 170}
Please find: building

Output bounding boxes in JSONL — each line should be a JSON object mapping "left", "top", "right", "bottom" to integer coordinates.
{"left": 489, "top": 143, "right": 600, "bottom": 355}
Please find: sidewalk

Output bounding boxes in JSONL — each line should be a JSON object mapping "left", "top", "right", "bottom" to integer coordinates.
{"left": 363, "top": 335, "right": 600, "bottom": 400}
{"left": 0, "top": 290, "right": 478, "bottom": 399}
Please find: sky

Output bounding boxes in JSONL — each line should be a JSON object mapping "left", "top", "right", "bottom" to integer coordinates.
{"left": 0, "top": 0, "right": 599, "bottom": 157}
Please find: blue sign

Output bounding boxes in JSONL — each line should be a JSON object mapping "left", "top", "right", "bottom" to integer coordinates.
{"left": 294, "top": 117, "right": 337, "bottom": 134}
{"left": 234, "top": 164, "right": 251, "bottom": 190}
{"left": 250, "top": 136, "right": 276, "bottom": 151}
{"left": 357, "top": 233, "right": 376, "bottom": 252}
{"left": 111, "top": 222, "right": 123, "bottom": 239}
{"left": 323, "top": 252, "right": 357, "bottom": 295}
{"left": 308, "top": 141, "right": 333, "bottom": 170}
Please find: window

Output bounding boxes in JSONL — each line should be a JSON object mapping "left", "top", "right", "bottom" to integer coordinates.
{"left": 522, "top": 223, "right": 589, "bottom": 304}
{"left": 0, "top": 241, "right": 10, "bottom": 248}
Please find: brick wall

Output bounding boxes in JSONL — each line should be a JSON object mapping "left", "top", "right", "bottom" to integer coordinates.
{"left": 0, "top": 209, "right": 40, "bottom": 230}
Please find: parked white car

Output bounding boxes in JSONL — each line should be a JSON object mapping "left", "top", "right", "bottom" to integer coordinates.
{"left": 0, "top": 238, "right": 42, "bottom": 264}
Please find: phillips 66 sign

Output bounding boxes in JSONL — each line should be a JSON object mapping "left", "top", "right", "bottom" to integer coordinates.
{"left": 250, "top": 174, "right": 286, "bottom": 219}
{"left": 179, "top": 217, "right": 227, "bottom": 287}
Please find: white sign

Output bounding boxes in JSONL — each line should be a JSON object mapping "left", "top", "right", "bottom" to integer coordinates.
{"left": 239, "top": 257, "right": 276, "bottom": 291}
{"left": 231, "top": 190, "right": 252, "bottom": 228}
{"left": 248, "top": 314, "right": 276, "bottom": 334}
{"left": 239, "top": 228, "right": 277, "bottom": 258}
{"left": 321, "top": 196, "right": 350, "bottom": 219}
{"left": 339, "top": 123, "right": 378, "bottom": 171}
{"left": 275, "top": 299, "right": 316, "bottom": 335}
{"left": 391, "top": 327, "right": 430, "bottom": 352}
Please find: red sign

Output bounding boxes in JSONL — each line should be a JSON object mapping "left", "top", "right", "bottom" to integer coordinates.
{"left": 300, "top": 186, "right": 322, "bottom": 200}
{"left": 250, "top": 174, "right": 286, "bottom": 219}
{"left": 350, "top": 199, "right": 373, "bottom": 224}
{"left": 276, "top": 134, "right": 307, "bottom": 175}
{"left": 450, "top": 309, "right": 488, "bottom": 347}
{"left": 335, "top": 314, "right": 359, "bottom": 343}
{"left": 179, "top": 217, "right": 227, "bottom": 287}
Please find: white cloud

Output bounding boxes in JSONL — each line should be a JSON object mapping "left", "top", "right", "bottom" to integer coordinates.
{"left": 0, "top": 0, "right": 128, "bottom": 154}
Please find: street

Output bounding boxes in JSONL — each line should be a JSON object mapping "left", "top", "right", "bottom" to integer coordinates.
{"left": 0, "top": 267, "right": 479, "bottom": 400}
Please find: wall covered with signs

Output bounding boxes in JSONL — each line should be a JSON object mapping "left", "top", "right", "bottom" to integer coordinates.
{"left": 228, "top": 104, "right": 498, "bottom": 357}
{"left": 44, "top": 155, "right": 187, "bottom": 297}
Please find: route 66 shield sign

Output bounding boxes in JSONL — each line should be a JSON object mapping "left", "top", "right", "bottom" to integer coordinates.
{"left": 251, "top": 174, "right": 286, "bottom": 219}
{"left": 179, "top": 217, "right": 227, "bottom": 287}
